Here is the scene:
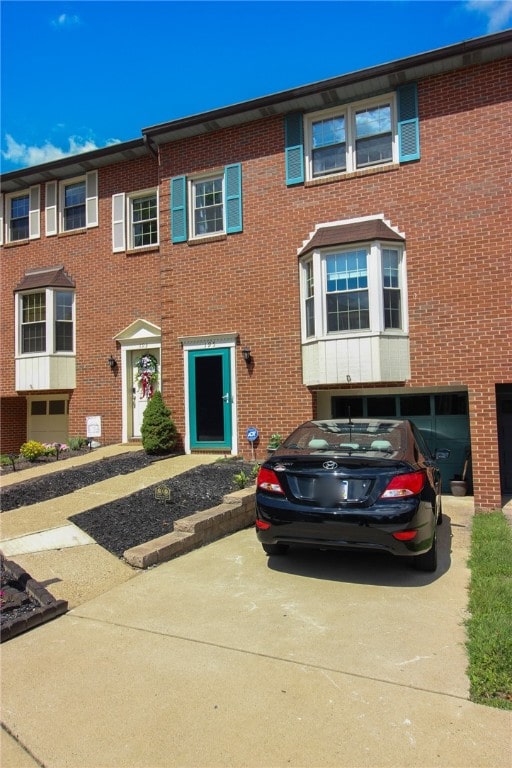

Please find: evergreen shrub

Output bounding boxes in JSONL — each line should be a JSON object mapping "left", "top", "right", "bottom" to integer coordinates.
{"left": 141, "top": 391, "right": 177, "bottom": 455}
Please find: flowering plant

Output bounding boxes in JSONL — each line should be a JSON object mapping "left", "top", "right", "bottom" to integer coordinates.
{"left": 135, "top": 354, "right": 158, "bottom": 399}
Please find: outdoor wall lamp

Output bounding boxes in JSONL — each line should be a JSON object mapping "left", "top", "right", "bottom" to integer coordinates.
{"left": 242, "top": 346, "right": 252, "bottom": 364}
{"left": 108, "top": 355, "right": 117, "bottom": 370}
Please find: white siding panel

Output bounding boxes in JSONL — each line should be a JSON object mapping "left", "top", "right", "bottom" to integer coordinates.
{"left": 302, "top": 335, "right": 410, "bottom": 386}
{"left": 16, "top": 356, "right": 76, "bottom": 390}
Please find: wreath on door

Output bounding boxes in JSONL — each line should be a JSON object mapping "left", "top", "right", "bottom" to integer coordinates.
{"left": 135, "top": 353, "right": 158, "bottom": 399}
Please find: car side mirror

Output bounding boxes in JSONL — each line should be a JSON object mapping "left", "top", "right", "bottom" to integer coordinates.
{"left": 435, "top": 448, "right": 451, "bottom": 460}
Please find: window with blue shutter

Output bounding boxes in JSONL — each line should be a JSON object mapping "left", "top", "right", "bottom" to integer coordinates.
{"left": 285, "top": 112, "right": 305, "bottom": 186}
{"left": 225, "top": 163, "right": 243, "bottom": 233}
{"left": 171, "top": 176, "right": 187, "bottom": 243}
{"left": 397, "top": 83, "right": 420, "bottom": 162}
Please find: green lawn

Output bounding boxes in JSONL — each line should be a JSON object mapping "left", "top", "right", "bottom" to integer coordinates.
{"left": 466, "top": 511, "right": 512, "bottom": 709}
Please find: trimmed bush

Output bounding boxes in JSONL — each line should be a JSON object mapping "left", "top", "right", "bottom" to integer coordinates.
{"left": 19, "top": 440, "right": 46, "bottom": 462}
{"left": 140, "top": 391, "right": 177, "bottom": 455}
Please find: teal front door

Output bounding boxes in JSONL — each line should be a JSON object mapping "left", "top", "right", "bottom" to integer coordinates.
{"left": 189, "top": 348, "right": 232, "bottom": 450}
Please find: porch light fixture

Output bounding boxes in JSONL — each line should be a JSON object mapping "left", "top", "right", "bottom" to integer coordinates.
{"left": 108, "top": 355, "right": 117, "bottom": 370}
{"left": 242, "top": 346, "right": 252, "bottom": 364}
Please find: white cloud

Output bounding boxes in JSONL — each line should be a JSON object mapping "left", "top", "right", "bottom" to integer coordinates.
{"left": 465, "top": 0, "right": 512, "bottom": 32}
{"left": 1, "top": 134, "right": 102, "bottom": 168}
{"left": 51, "top": 13, "right": 81, "bottom": 29}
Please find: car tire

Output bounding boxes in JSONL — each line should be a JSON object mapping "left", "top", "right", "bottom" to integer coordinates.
{"left": 413, "top": 533, "right": 437, "bottom": 572}
{"left": 437, "top": 498, "right": 443, "bottom": 526}
{"left": 262, "top": 543, "right": 289, "bottom": 556}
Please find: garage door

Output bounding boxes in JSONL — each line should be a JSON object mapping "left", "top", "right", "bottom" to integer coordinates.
{"left": 331, "top": 392, "right": 470, "bottom": 492}
{"left": 27, "top": 396, "right": 69, "bottom": 445}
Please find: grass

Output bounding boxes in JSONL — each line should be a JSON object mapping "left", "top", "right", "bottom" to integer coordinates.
{"left": 466, "top": 511, "right": 512, "bottom": 709}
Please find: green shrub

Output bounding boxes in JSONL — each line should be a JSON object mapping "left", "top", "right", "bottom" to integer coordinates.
{"left": 68, "top": 436, "right": 88, "bottom": 450}
{"left": 19, "top": 440, "right": 46, "bottom": 461}
{"left": 141, "top": 391, "right": 177, "bottom": 455}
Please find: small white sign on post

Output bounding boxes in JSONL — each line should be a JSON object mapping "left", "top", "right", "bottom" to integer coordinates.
{"left": 86, "top": 416, "right": 102, "bottom": 438}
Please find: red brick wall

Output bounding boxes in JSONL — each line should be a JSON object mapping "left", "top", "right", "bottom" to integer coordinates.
{"left": 0, "top": 156, "right": 160, "bottom": 448}
{"left": 157, "top": 58, "right": 511, "bottom": 507}
{"left": 0, "top": 396, "right": 27, "bottom": 453}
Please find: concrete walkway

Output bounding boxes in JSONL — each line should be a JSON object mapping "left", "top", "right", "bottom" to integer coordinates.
{"left": 1, "top": 448, "right": 511, "bottom": 768}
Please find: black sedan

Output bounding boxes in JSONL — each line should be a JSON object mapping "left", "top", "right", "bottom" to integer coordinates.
{"left": 255, "top": 418, "right": 448, "bottom": 572}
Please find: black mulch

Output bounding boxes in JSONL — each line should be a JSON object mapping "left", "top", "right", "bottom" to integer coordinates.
{"left": 1, "top": 451, "right": 255, "bottom": 558}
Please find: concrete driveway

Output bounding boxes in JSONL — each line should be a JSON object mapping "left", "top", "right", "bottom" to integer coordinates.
{"left": 1, "top": 498, "right": 511, "bottom": 768}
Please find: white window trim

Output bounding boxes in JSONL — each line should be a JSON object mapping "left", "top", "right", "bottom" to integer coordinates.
{"left": 4, "top": 187, "right": 40, "bottom": 242}
{"left": 15, "top": 288, "right": 76, "bottom": 357}
{"left": 300, "top": 240, "right": 408, "bottom": 343}
{"left": 188, "top": 171, "right": 226, "bottom": 240}
{"left": 127, "top": 188, "right": 159, "bottom": 250}
{"left": 304, "top": 93, "right": 398, "bottom": 182}
{"left": 57, "top": 171, "right": 98, "bottom": 233}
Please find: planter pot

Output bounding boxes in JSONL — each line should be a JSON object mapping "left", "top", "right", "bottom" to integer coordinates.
{"left": 450, "top": 480, "right": 468, "bottom": 497}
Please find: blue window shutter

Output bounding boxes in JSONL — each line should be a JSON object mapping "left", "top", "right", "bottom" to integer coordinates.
{"left": 171, "top": 176, "right": 187, "bottom": 243}
{"left": 398, "top": 83, "right": 420, "bottom": 162}
{"left": 285, "top": 113, "right": 304, "bottom": 185}
{"left": 225, "top": 163, "right": 243, "bottom": 233}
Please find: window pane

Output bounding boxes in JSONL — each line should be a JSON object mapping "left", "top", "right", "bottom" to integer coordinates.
{"left": 383, "top": 289, "right": 401, "bottom": 328}
{"left": 55, "top": 292, "right": 73, "bottom": 321}
{"left": 367, "top": 397, "right": 397, "bottom": 417}
{"left": 63, "top": 181, "right": 86, "bottom": 230}
{"left": 10, "top": 195, "right": 30, "bottom": 241}
{"left": 132, "top": 194, "right": 158, "bottom": 247}
{"left": 355, "top": 105, "right": 391, "bottom": 138}
{"left": 355, "top": 104, "right": 392, "bottom": 168}
{"left": 305, "top": 261, "right": 315, "bottom": 337}
{"left": 55, "top": 291, "right": 73, "bottom": 352}
{"left": 435, "top": 393, "right": 468, "bottom": 415}
{"left": 194, "top": 178, "right": 223, "bottom": 235}
{"left": 31, "top": 401, "right": 47, "bottom": 415}
{"left": 49, "top": 400, "right": 66, "bottom": 415}
{"left": 21, "top": 293, "right": 46, "bottom": 353}
{"left": 312, "top": 115, "right": 346, "bottom": 176}
{"left": 22, "top": 323, "right": 46, "bottom": 353}
{"left": 22, "top": 293, "right": 46, "bottom": 323}
{"left": 332, "top": 397, "right": 364, "bottom": 418}
{"left": 55, "top": 322, "right": 73, "bottom": 352}
{"left": 400, "top": 395, "right": 431, "bottom": 416}
{"left": 327, "top": 290, "right": 369, "bottom": 331}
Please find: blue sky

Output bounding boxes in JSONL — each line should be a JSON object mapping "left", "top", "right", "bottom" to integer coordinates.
{"left": 1, "top": 0, "right": 511, "bottom": 172}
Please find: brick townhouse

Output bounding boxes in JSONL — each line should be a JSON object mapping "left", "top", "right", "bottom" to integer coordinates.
{"left": 1, "top": 31, "right": 511, "bottom": 510}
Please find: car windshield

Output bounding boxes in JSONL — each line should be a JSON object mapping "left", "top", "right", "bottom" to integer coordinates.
{"left": 282, "top": 420, "right": 404, "bottom": 455}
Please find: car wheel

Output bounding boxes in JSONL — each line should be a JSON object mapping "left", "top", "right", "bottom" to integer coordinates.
{"left": 413, "top": 533, "right": 437, "bottom": 572}
{"left": 262, "top": 543, "right": 289, "bottom": 556}
{"left": 437, "top": 498, "right": 443, "bottom": 526}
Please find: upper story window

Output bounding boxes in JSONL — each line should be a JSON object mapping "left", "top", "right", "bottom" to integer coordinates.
{"left": 299, "top": 218, "right": 407, "bottom": 342}
{"left": 285, "top": 83, "right": 420, "bottom": 186}
{"left": 192, "top": 175, "right": 224, "bottom": 237}
{"left": 1, "top": 186, "right": 41, "bottom": 243}
{"left": 62, "top": 179, "right": 86, "bottom": 231}
{"left": 306, "top": 96, "right": 396, "bottom": 181}
{"left": 112, "top": 189, "right": 159, "bottom": 252}
{"left": 9, "top": 194, "right": 30, "bottom": 240}
{"left": 19, "top": 289, "right": 74, "bottom": 354}
{"left": 130, "top": 192, "right": 158, "bottom": 248}
{"left": 45, "top": 171, "right": 98, "bottom": 235}
{"left": 170, "top": 163, "right": 243, "bottom": 243}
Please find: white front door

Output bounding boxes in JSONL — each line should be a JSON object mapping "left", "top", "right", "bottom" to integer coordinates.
{"left": 131, "top": 349, "right": 160, "bottom": 438}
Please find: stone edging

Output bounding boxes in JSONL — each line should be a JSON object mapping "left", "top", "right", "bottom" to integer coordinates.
{"left": 0, "top": 556, "right": 68, "bottom": 643}
{"left": 124, "top": 487, "right": 256, "bottom": 568}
